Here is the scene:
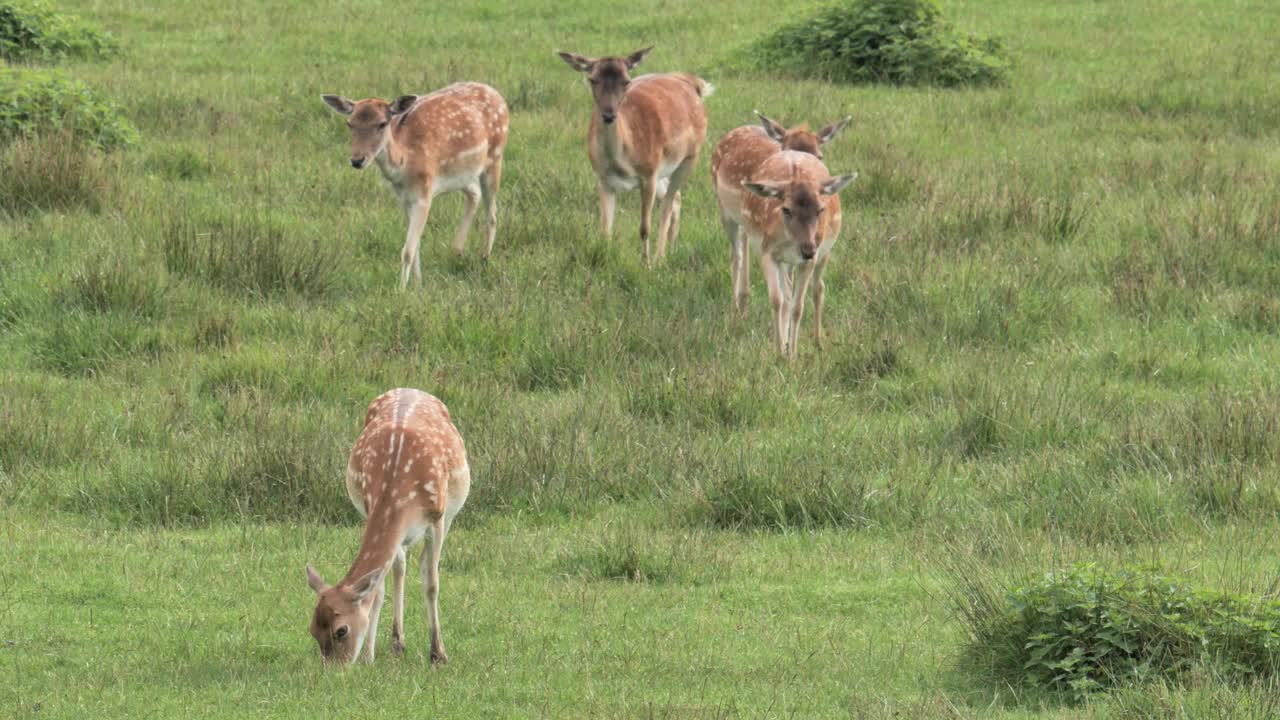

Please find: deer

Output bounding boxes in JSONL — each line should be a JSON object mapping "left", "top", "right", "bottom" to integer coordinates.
{"left": 710, "top": 112, "right": 851, "bottom": 315}
{"left": 712, "top": 140, "right": 856, "bottom": 357}
{"left": 557, "top": 47, "right": 712, "bottom": 265}
{"left": 305, "top": 388, "right": 471, "bottom": 667}
{"left": 322, "top": 82, "right": 508, "bottom": 289}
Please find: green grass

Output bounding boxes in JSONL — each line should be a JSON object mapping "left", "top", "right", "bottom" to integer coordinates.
{"left": 2, "top": 0, "right": 1280, "bottom": 716}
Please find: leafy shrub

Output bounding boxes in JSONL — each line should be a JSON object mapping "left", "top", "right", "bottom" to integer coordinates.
{"left": 0, "top": 67, "right": 137, "bottom": 149}
{"left": 739, "top": 0, "right": 1009, "bottom": 87}
{"left": 0, "top": 0, "right": 117, "bottom": 62}
{"left": 956, "top": 563, "right": 1280, "bottom": 699}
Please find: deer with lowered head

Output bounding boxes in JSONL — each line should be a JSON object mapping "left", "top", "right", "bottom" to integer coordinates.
{"left": 557, "top": 46, "right": 712, "bottom": 265}
{"left": 322, "top": 82, "right": 508, "bottom": 289}
{"left": 710, "top": 112, "right": 852, "bottom": 314}
{"left": 305, "top": 388, "right": 471, "bottom": 666}
{"left": 711, "top": 114, "right": 857, "bottom": 357}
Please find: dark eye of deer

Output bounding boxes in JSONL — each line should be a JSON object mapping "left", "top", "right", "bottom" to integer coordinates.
{"left": 782, "top": 207, "right": 793, "bottom": 217}
{"left": 334, "top": 626, "right": 349, "bottom": 640}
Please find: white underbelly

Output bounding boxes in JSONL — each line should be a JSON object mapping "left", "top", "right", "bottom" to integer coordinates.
{"left": 604, "top": 172, "right": 638, "bottom": 192}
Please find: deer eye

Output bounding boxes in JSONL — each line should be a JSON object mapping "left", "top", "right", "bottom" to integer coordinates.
{"left": 817, "top": 206, "right": 826, "bottom": 215}
{"left": 379, "top": 121, "right": 389, "bottom": 129}
{"left": 782, "top": 207, "right": 793, "bottom": 218}
{"left": 588, "top": 78, "right": 599, "bottom": 86}
{"left": 334, "top": 626, "right": 349, "bottom": 640}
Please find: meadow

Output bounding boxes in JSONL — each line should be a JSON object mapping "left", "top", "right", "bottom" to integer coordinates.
{"left": 3, "top": 0, "right": 1280, "bottom": 716}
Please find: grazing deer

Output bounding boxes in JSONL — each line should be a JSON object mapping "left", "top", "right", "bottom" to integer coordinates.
{"left": 710, "top": 112, "right": 851, "bottom": 314}
{"left": 322, "top": 83, "right": 508, "bottom": 289}
{"left": 557, "top": 47, "right": 712, "bottom": 265}
{"left": 305, "top": 388, "right": 471, "bottom": 666}
{"left": 712, "top": 145, "right": 856, "bottom": 357}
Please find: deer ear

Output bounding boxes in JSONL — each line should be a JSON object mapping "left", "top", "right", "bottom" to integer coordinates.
{"left": 321, "top": 95, "right": 354, "bottom": 116}
{"left": 557, "top": 51, "right": 595, "bottom": 73}
{"left": 306, "top": 564, "right": 329, "bottom": 594}
{"left": 742, "top": 180, "right": 786, "bottom": 199}
{"left": 389, "top": 95, "right": 418, "bottom": 116}
{"left": 625, "top": 46, "right": 654, "bottom": 70}
{"left": 820, "top": 173, "right": 858, "bottom": 195}
{"left": 756, "top": 111, "right": 787, "bottom": 143}
{"left": 348, "top": 567, "right": 385, "bottom": 604}
{"left": 818, "top": 116, "right": 852, "bottom": 145}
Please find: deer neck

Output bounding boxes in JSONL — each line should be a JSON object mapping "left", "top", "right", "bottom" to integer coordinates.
{"left": 373, "top": 132, "right": 409, "bottom": 183}
{"left": 339, "top": 509, "right": 407, "bottom": 588}
{"left": 595, "top": 114, "right": 633, "bottom": 173}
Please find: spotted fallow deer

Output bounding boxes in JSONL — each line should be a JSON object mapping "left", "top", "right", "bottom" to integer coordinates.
{"left": 322, "top": 83, "right": 508, "bottom": 289}
{"left": 305, "top": 388, "right": 471, "bottom": 666}
{"left": 557, "top": 47, "right": 712, "bottom": 265}
{"left": 711, "top": 112, "right": 852, "bottom": 314}
{"left": 713, "top": 147, "right": 856, "bottom": 358}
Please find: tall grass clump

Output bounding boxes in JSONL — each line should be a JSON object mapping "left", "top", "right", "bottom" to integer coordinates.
{"left": 0, "top": 0, "right": 117, "bottom": 62}
{"left": 0, "top": 67, "right": 137, "bottom": 149}
{"left": 0, "top": 133, "right": 114, "bottom": 213}
{"left": 160, "top": 208, "right": 345, "bottom": 299}
{"left": 953, "top": 563, "right": 1280, "bottom": 700}
{"left": 737, "top": 0, "right": 1009, "bottom": 87}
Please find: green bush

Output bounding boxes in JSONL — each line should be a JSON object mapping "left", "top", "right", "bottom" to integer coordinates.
{"left": 0, "top": 0, "right": 117, "bottom": 62}
{"left": 739, "top": 0, "right": 1009, "bottom": 87}
{"left": 0, "top": 67, "right": 137, "bottom": 149}
{"left": 956, "top": 563, "right": 1280, "bottom": 699}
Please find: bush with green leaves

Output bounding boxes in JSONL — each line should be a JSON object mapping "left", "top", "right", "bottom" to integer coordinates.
{"left": 956, "top": 563, "right": 1280, "bottom": 699}
{"left": 0, "top": 67, "right": 137, "bottom": 149}
{"left": 739, "top": 0, "right": 1009, "bottom": 87}
{"left": 0, "top": 0, "right": 117, "bottom": 62}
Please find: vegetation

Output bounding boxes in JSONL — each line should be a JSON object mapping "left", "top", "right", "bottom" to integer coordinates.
{"left": 2, "top": 0, "right": 1279, "bottom": 716}
{"left": 0, "top": 66, "right": 137, "bottom": 148}
{"left": 738, "top": 0, "right": 1009, "bottom": 86}
{"left": 0, "top": 0, "right": 117, "bottom": 62}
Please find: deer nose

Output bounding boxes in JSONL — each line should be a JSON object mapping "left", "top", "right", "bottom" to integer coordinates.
{"left": 800, "top": 246, "right": 816, "bottom": 261}
{"left": 601, "top": 111, "right": 616, "bottom": 124}
{"left": 350, "top": 157, "right": 366, "bottom": 169}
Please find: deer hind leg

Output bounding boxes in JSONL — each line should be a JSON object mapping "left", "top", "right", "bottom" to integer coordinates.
{"left": 479, "top": 156, "right": 502, "bottom": 259}
{"left": 656, "top": 157, "right": 696, "bottom": 259}
{"left": 452, "top": 184, "right": 482, "bottom": 257}
{"left": 420, "top": 518, "right": 447, "bottom": 665}
{"left": 401, "top": 191, "right": 433, "bottom": 290}
{"left": 638, "top": 177, "right": 659, "bottom": 266}
{"left": 724, "top": 215, "right": 742, "bottom": 312}
{"left": 598, "top": 183, "right": 617, "bottom": 238}
{"left": 390, "top": 546, "right": 407, "bottom": 657}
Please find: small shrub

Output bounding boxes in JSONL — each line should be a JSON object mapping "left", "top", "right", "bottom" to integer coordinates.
{"left": 59, "top": 247, "right": 169, "bottom": 318}
{"left": 0, "top": 133, "right": 114, "bottom": 213}
{"left": 0, "top": 0, "right": 117, "bottom": 63}
{"left": 738, "top": 0, "right": 1009, "bottom": 87}
{"left": 955, "top": 563, "right": 1280, "bottom": 700}
{"left": 0, "top": 67, "right": 137, "bottom": 149}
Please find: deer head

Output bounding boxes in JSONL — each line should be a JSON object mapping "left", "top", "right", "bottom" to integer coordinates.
{"left": 557, "top": 47, "right": 653, "bottom": 125}
{"left": 321, "top": 94, "right": 418, "bottom": 169}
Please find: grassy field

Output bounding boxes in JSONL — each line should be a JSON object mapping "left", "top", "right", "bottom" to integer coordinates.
{"left": 3, "top": 0, "right": 1280, "bottom": 716}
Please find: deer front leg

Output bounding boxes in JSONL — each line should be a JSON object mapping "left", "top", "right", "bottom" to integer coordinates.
{"left": 812, "top": 257, "right": 829, "bottom": 348}
{"left": 390, "top": 547, "right": 407, "bottom": 657}
{"left": 401, "top": 189, "right": 434, "bottom": 290}
{"left": 362, "top": 580, "right": 386, "bottom": 663}
{"left": 598, "top": 183, "right": 617, "bottom": 238}
{"left": 762, "top": 252, "right": 786, "bottom": 355}
{"left": 788, "top": 262, "right": 817, "bottom": 358}
{"left": 452, "top": 184, "right": 482, "bottom": 256}
{"left": 638, "top": 176, "right": 658, "bottom": 266}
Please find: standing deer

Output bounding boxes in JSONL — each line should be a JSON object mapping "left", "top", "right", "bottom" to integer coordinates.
{"left": 305, "top": 388, "right": 471, "bottom": 666}
{"left": 711, "top": 112, "right": 852, "bottom": 313}
{"left": 712, "top": 139, "right": 856, "bottom": 357}
{"left": 322, "top": 82, "right": 508, "bottom": 289}
{"left": 557, "top": 47, "right": 712, "bottom": 265}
